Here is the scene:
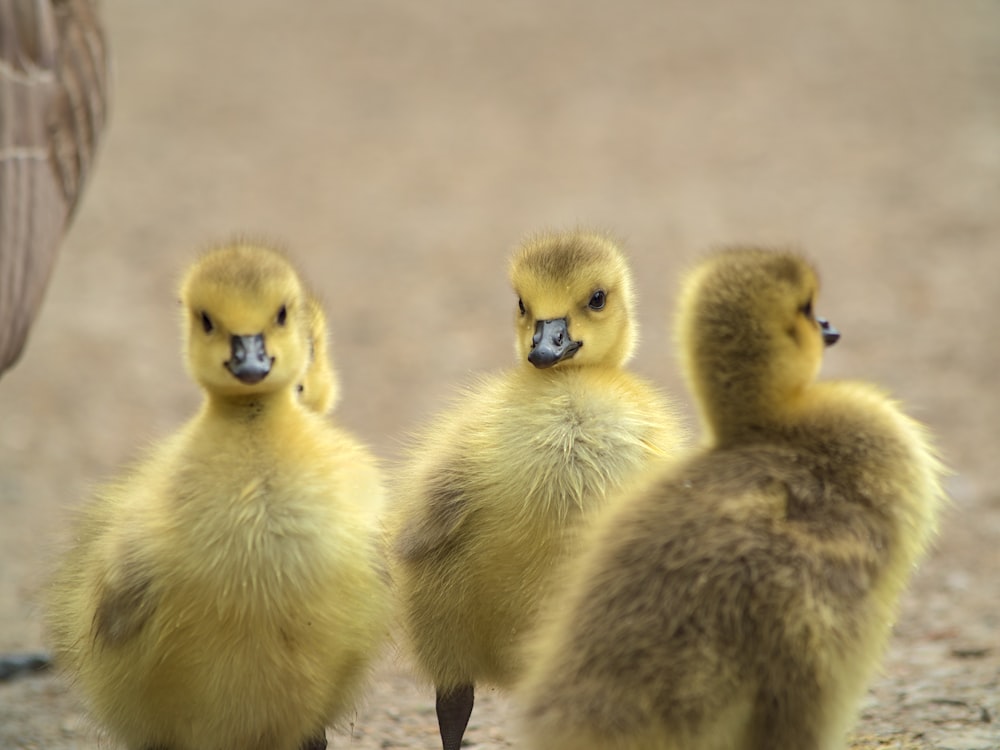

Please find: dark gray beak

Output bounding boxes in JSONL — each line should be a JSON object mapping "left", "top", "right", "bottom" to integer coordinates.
{"left": 818, "top": 317, "right": 840, "bottom": 347}
{"left": 528, "top": 318, "right": 582, "bottom": 369}
{"left": 226, "top": 334, "right": 272, "bottom": 383}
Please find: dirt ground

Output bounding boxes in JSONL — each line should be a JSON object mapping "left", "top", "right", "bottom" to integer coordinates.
{"left": 1, "top": 0, "right": 998, "bottom": 748}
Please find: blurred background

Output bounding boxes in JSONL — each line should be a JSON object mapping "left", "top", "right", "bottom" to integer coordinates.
{"left": 1, "top": 0, "right": 998, "bottom": 747}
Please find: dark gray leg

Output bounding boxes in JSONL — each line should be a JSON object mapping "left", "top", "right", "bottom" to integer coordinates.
{"left": 436, "top": 683, "right": 474, "bottom": 750}
{"left": 0, "top": 652, "right": 51, "bottom": 681}
{"left": 299, "top": 730, "right": 328, "bottom": 750}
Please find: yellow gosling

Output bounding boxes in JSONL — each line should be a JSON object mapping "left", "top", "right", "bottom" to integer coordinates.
{"left": 44, "top": 241, "right": 390, "bottom": 750}
{"left": 297, "top": 292, "right": 339, "bottom": 415}
{"left": 516, "top": 247, "right": 947, "bottom": 750}
{"left": 389, "top": 230, "right": 686, "bottom": 750}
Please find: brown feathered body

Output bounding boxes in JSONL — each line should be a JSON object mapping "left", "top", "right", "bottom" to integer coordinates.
{"left": 0, "top": 0, "right": 109, "bottom": 374}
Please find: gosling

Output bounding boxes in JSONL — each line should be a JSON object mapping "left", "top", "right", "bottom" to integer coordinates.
{"left": 389, "top": 230, "right": 686, "bottom": 750}
{"left": 298, "top": 291, "right": 339, "bottom": 415}
{"left": 516, "top": 247, "right": 947, "bottom": 750}
{"left": 44, "top": 241, "right": 391, "bottom": 750}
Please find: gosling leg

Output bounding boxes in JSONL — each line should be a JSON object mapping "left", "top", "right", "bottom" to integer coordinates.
{"left": 299, "top": 730, "right": 328, "bottom": 750}
{"left": 0, "top": 652, "right": 51, "bottom": 681}
{"left": 436, "top": 683, "right": 474, "bottom": 750}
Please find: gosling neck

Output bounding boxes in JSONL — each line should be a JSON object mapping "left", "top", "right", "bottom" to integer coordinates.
{"left": 518, "top": 358, "right": 615, "bottom": 382}
{"left": 693, "top": 367, "right": 804, "bottom": 448}
{"left": 203, "top": 385, "right": 299, "bottom": 424}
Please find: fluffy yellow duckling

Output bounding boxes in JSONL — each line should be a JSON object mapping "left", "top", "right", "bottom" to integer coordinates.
{"left": 297, "top": 291, "right": 339, "bottom": 415}
{"left": 516, "top": 247, "right": 947, "bottom": 750}
{"left": 389, "top": 230, "right": 686, "bottom": 750}
{"left": 44, "top": 242, "right": 390, "bottom": 750}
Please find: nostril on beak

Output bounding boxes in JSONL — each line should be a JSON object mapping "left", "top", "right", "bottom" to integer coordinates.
{"left": 227, "top": 334, "right": 271, "bottom": 384}
{"left": 231, "top": 337, "right": 247, "bottom": 363}
{"left": 527, "top": 318, "right": 581, "bottom": 368}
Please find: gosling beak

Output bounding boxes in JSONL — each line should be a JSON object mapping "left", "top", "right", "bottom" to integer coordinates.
{"left": 226, "top": 334, "right": 273, "bottom": 383}
{"left": 818, "top": 317, "right": 840, "bottom": 347}
{"left": 528, "top": 318, "right": 582, "bottom": 369}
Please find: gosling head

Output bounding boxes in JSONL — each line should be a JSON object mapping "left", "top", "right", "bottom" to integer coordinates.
{"left": 296, "top": 292, "right": 340, "bottom": 415}
{"left": 509, "top": 231, "right": 637, "bottom": 371}
{"left": 676, "top": 247, "right": 839, "bottom": 442}
{"left": 180, "top": 242, "right": 311, "bottom": 399}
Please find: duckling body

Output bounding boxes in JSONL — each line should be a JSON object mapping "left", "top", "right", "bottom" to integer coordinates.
{"left": 45, "top": 242, "right": 390, "bottom": 750}
{"left": 390, "top": 231, "right": 684, "bottom": 750}
{"left": 516, "top": 248, "right": 946, "bottom": 750}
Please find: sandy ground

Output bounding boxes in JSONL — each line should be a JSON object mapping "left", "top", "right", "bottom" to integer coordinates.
{"left": 1, "top": 0, "right": 998, "bottom": 748}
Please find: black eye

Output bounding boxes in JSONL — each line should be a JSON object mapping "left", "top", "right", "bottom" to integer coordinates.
{"left": 200, "top": 311, "right": 214, "bottom": 334}
{"left": 800, "top": 299, "right": 814, "bottom": 318}
{"left": 588, "top": 290, "right": 607, "bottom": 311}
{"left": 277, "top": 305, "right": 287, "bottom": 326}
{"left": 518, "top": 298, "right": 526, "bottom": 316}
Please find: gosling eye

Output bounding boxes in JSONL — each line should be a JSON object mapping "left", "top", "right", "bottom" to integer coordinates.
{"left": 200, "top": 311, "right": 214, "bottom": 334}
{"left": 800, "top": 299, "right": 814, "bottom": 318}
{"left": 588, "top": 290, "right": 607, "bottom": 311}
{"left": 518, "top": 298, "right": 526, "bottom": 316}
{"left": 277, "top": 305, "right": 288, "bottom": 326}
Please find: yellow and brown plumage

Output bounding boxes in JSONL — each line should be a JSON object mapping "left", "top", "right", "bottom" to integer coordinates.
{"left": 516, "top": 247, "right": 947, "bottom": 750}
{"left": 44, "top": 241, "right": 391, "bottom": 750}
{"left": 388, "top": 229, "right": 686, "bottom": 750}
